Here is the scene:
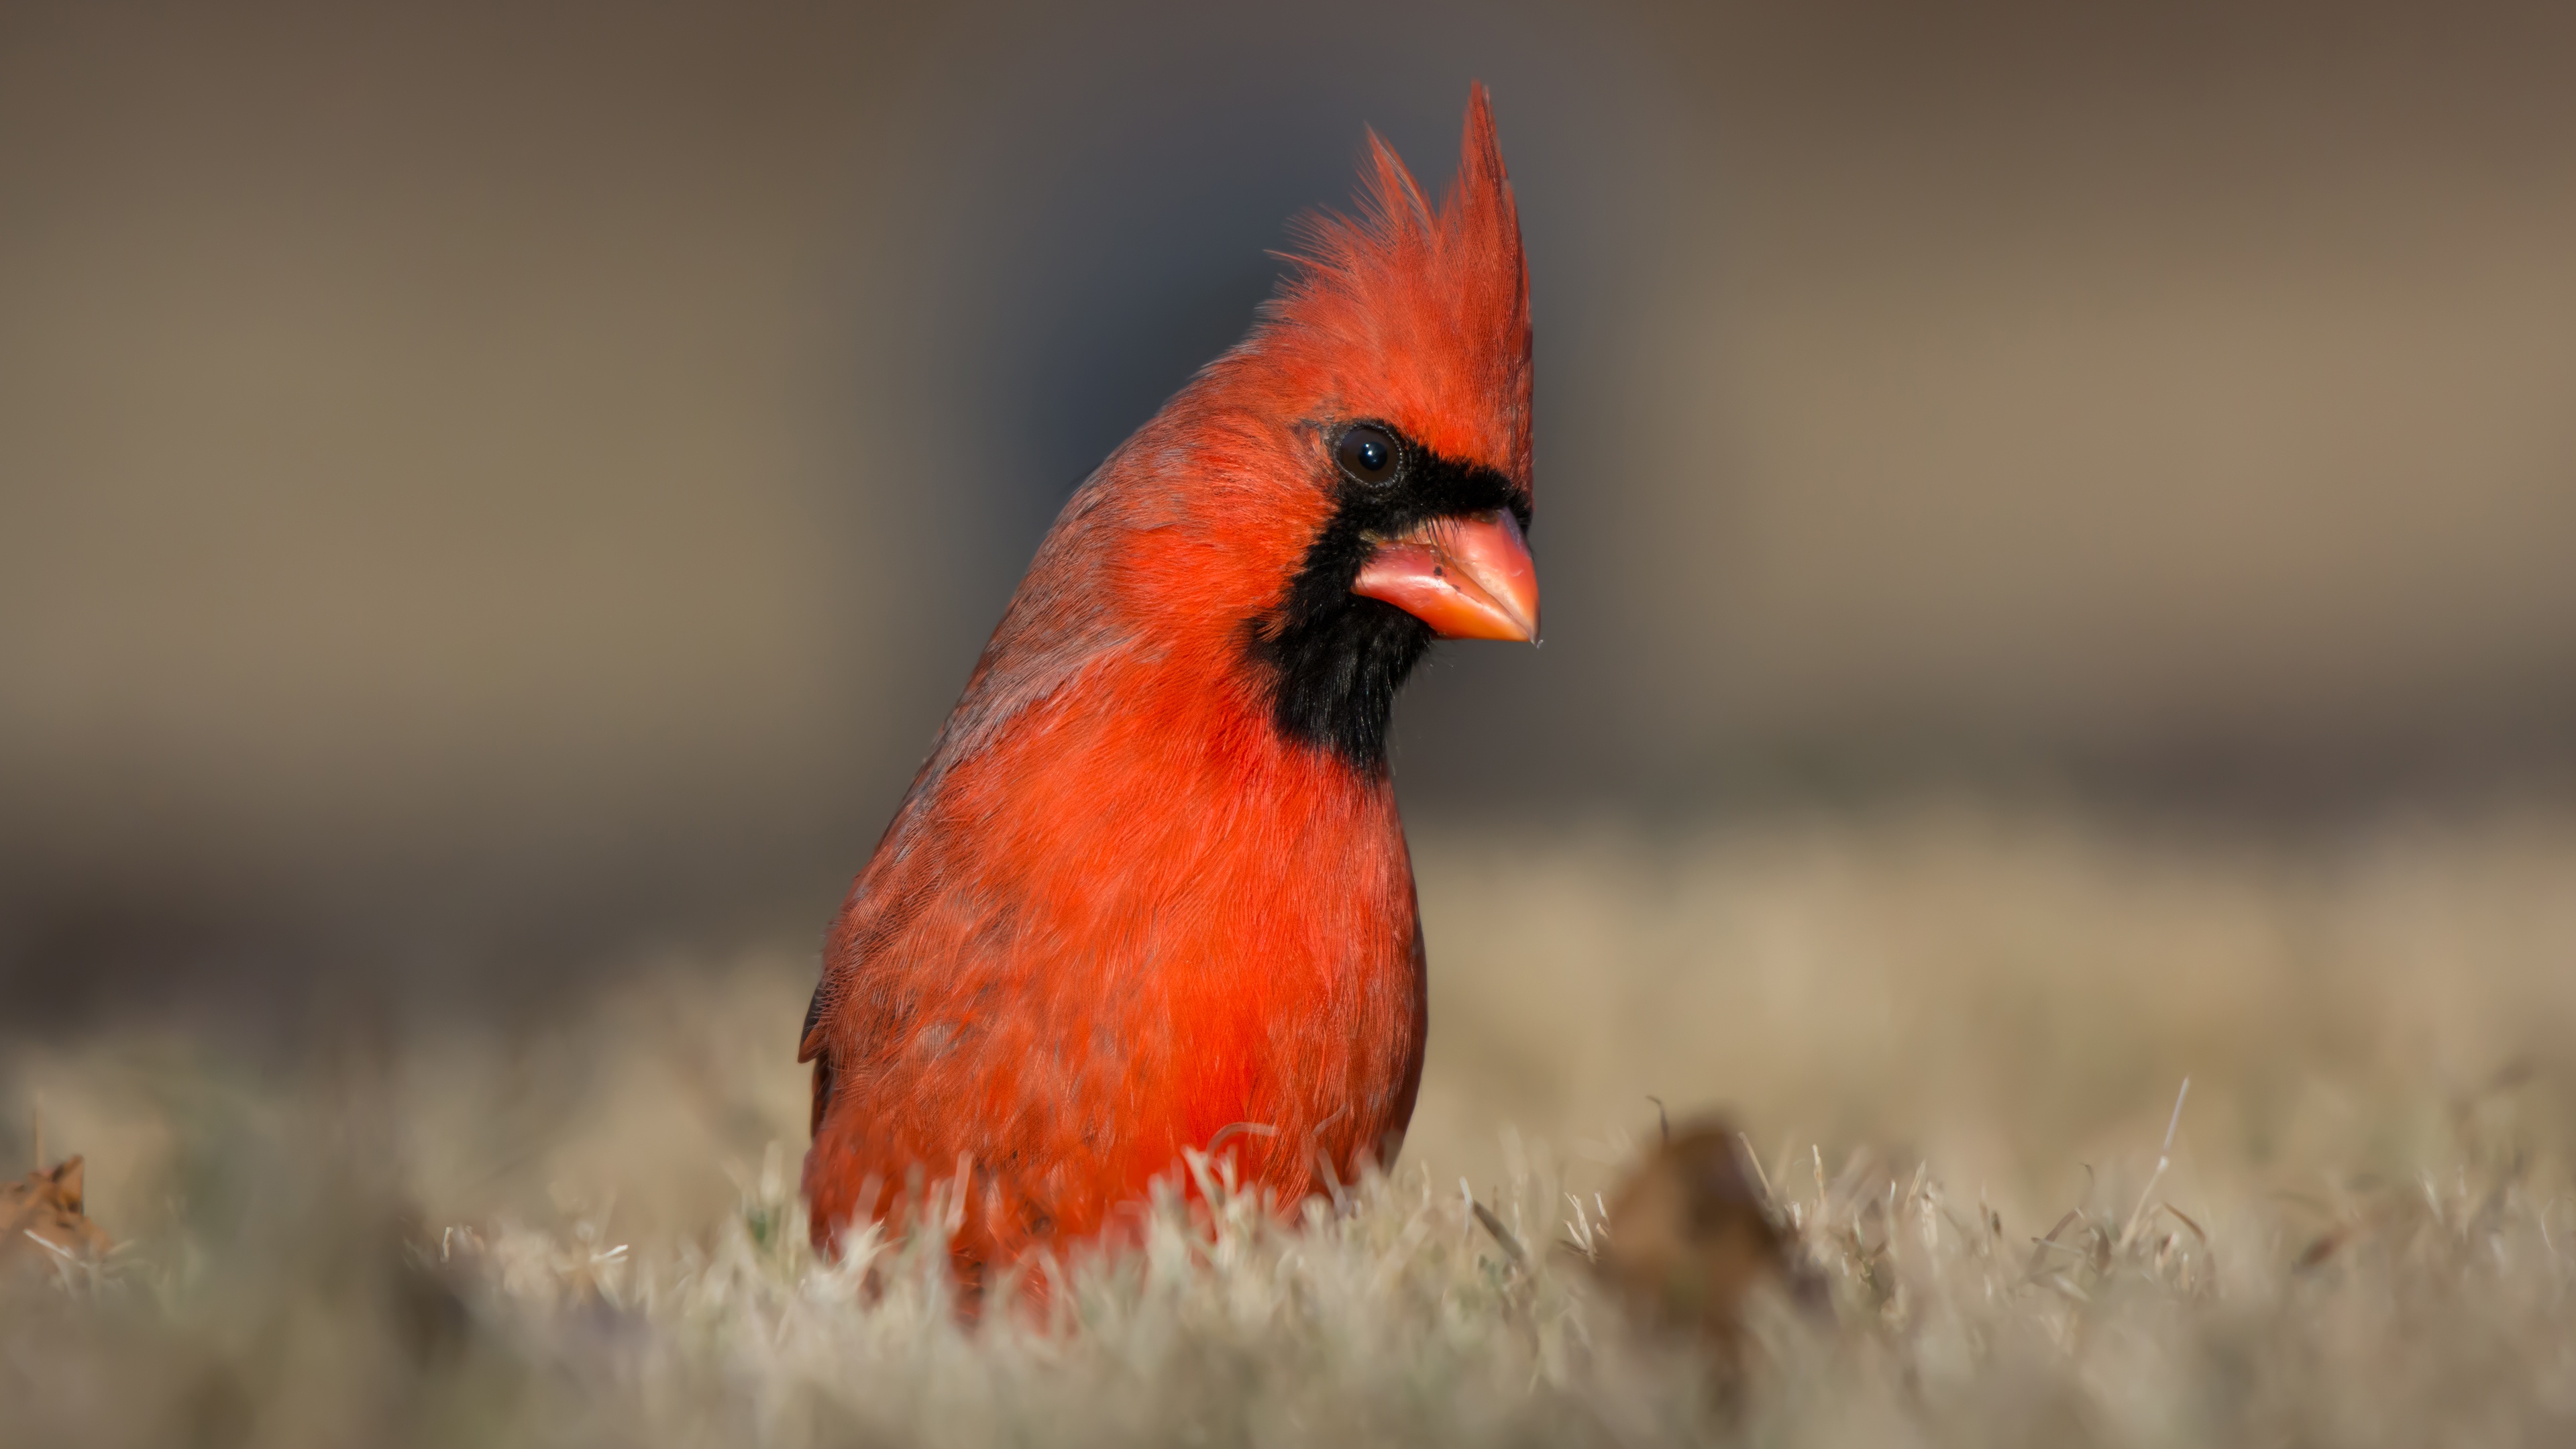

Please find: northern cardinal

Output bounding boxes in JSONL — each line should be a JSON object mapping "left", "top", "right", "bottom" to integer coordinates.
{"left": 801, "top": 86, "right": 1535, "bottom": 1286}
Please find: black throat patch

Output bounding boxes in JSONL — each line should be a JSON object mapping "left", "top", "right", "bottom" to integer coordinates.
{"left": 1245, "top": 424, "right": 1528, "bottom": 771}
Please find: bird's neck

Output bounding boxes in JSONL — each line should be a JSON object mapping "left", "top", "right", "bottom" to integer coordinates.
{"left": 1242, "top": 596, "right": 1432, "bottom": 775}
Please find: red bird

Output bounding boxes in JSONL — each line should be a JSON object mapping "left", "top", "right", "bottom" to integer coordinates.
{"left": 801, "top": 86, "right": 1536, "bottom": 1285}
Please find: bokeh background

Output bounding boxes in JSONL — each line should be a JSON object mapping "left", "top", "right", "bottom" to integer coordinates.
{"left": 11, "top": 16, "right": 2576, "bottom": 1438}
{"left": 5, "top": 0, "right": 2574, "bottom": 1050}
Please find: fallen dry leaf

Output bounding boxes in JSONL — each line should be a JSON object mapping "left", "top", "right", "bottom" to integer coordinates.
{"left": 1, "top": 1156, "right": 113, "bottom": 1273}
{"left": 1593, "top": 1115, "right": 1804, "bottom": 1354}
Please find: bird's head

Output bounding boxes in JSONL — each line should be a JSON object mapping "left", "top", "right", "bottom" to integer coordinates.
{"left": 1106, "top": 85, "right": 1536, "bottom": 770}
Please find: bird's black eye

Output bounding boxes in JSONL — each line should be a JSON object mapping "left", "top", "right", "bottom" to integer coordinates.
{"left": 1334, "top": 424, "right": 1401, "bottom": 487}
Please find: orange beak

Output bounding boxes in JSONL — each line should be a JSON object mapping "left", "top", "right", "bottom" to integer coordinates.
{"left": 1351, "top": 509, "right": 1540, "bottom": 643}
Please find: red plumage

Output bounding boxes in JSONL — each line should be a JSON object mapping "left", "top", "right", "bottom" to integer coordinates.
{"left": 801, "top": 86, "right": 1534, "bottom": 1285}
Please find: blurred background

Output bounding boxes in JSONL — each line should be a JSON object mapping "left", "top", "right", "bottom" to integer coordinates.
{"left": 4, "top": 0, "right": 2575, "bottom": 1039}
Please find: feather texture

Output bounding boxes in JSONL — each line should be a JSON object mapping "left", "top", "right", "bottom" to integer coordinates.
{"left": 802, "top": 85, "right": 1532, "bottom": 1286}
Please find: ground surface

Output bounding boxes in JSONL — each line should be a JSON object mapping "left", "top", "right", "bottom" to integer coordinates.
{"left": 5, "top": 802, "right": 2575, "bottom": 1446}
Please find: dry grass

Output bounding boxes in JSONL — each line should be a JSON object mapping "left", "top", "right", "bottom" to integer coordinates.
{"left": 6, "top": 800, "right": 2576, "bottom": 1446}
